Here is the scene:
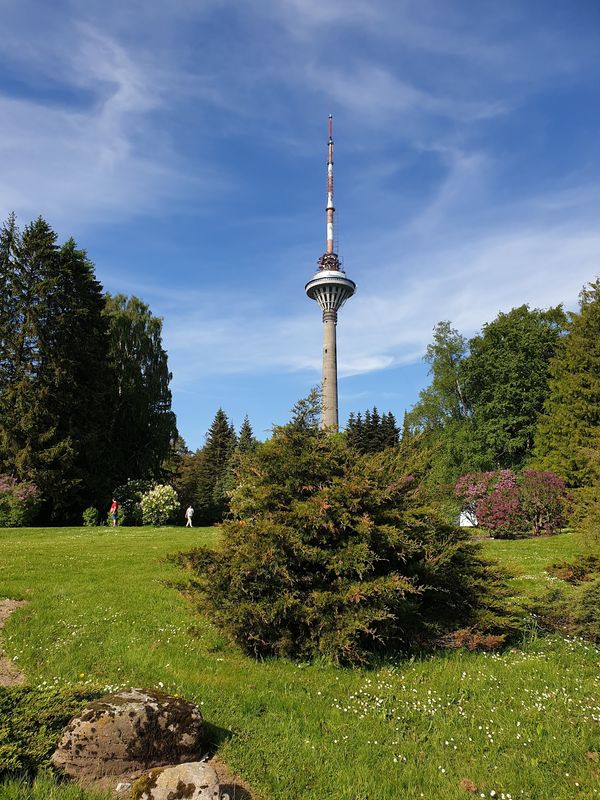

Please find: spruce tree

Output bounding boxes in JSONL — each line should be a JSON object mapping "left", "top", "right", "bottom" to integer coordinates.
{"left": 382, "top": 411, "right": 400, "bottom": 448}
{"left": 195, "top": 409, "right": 237, "bottom": 525}
{"left": 535, "top": 280, "right": 600, "bottom": 488}
{"left": 238, "top": 415, "right": 257, "bottom": 453}
{"left": 0, "top": 216, "right": 110, "bottom": 520}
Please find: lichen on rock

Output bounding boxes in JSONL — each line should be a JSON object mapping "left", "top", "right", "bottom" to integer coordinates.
{"left": 51, "top": 688, "right": 204, "bottom": 780}
{"left": 131, "top": 762, "right": 220, "bottom": 800}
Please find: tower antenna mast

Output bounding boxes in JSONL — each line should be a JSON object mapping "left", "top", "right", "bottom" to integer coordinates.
{"left": 326, "top": 113, "right": 334, "bottom": 255}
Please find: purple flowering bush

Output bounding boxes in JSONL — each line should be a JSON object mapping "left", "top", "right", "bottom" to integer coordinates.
{"left": 455, "top": 469, "right": 569, "bottom": 538}
{"left": 0, "top": 475, "right": 41, "bottom": 527}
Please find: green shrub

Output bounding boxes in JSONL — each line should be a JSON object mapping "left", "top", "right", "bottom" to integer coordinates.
{"left": 0, "top": 476, "right": 40, "bottom": 528}
{"left": 111, "top": 479, "right": 156, "bottom": 526}
{"left": 140, "top": 484, "right": 179, "bottom": 526}
{"left": 82, "top": 507, "right": 99, "bottom": 527}
{"left": 180, "top": 414, "right": 515, "bottom": 665}
{"left": 0, "top": 685, "right": 102, "bottom": 778}
{"left": 536, "top": 555, "right": 600, "bottom": 642}
{"left": 546, "top": 553, "right": 600, "bottom": 583}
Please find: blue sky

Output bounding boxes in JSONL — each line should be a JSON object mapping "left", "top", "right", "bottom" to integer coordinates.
{"left": 1, "top": 0, "right": 599, "bottom": 449}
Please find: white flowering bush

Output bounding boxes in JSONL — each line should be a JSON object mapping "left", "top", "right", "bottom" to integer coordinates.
{"left": 140, "top": 484, "right": 179, "bottom": 526}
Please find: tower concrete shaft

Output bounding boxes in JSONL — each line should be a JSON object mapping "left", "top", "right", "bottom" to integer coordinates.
{"left": 322, "top": 309, "right": 339, "bottom": 430}
{"left": 305, "top": 115, "right": 356, "bottom": 432}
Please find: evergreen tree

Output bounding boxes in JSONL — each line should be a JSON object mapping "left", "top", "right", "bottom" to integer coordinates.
{"left": 346, "top": 408, "right": 399, "bottom": 454}
{"left": 238, "top": 415, "right": 257, "bottom": 453}
{"left": 370, "top": 407, "right": 382, "bottom": 451}
{"left": 103, "top": 294, "right": 177, "bottom": 487}
{"left": 345, "top": 411, "right": 357, "bottom": 448}
{"left": 0, "top": 216, "right": 110, "bottom": 520}
{"left": 183, "top": 404, "right": 515, "bottom": 664}
{"left": 535, "top": 280, "right": 600, "bottom": 488}
{"left": 382, "top": 411, "right": 400, "bottom": 449}
{"left": 195, "top": 409, "right": 237, "bottom": 525}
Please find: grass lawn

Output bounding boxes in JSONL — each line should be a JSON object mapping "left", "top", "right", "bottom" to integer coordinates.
{"left": 0, "top": 527, "right": 599, "bottom": 800}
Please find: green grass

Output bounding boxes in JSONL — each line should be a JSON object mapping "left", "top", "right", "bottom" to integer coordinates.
{"left": 1, "top": 527, "right": 599, "bottom": 800}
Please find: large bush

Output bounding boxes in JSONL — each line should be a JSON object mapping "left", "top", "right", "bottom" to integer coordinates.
{"left": 180, "top": 415, "right": 514, "bottom": 665}
{"left": 111, "top": 478, "right": 157, "bottom": 525}
{"left": 140, "top": 484, "right": 179, "bottom": 526}
{"left": 455, "top": 469, "right": 569, "bottom": 537}
{"left": 0, "top": 476, "right": 40, "bottom": 527}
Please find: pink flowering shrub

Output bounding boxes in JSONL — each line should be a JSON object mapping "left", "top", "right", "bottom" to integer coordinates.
{"left": 520, "top": 469, "right": 570, "bottom": 536}
{"left": 0, "top": 475, "right": 41, "bottom": 527}
{"left": 455, "top": 469, "right": 569, "bottom": 538}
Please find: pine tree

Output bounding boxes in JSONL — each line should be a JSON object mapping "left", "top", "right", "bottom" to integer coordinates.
{"left": 195, "top": 409, "right": 237, "bottom": 525}
{"left": 535, "top": 280, "right": 600, "bottom": 488}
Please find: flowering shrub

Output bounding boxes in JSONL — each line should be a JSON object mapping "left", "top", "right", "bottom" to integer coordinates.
{"left": 140, "top": 484, "right": 179, "bottom": 526}
{"left": 455, "top": 469, "right": 569, "bottom": 538}
{"left": 520, "top": 469, "right": 570, "bottom": 536}
{"left": 0, "top": 475, "right": 40, "bottom": 527}
{"left": 112, "top": 478, "right": 157, "bottom": 525}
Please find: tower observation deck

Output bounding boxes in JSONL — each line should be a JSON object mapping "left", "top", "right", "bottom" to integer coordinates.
{"left": 305, "top": 115, "right": 356, "bottom": 432}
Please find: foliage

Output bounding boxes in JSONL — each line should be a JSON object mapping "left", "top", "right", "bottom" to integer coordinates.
{"left": 464, "top": 305, "right": 567, "bottom": 470}
{"left": 535, "top": 577, "right": 600, "bottom": 643}
{"left": 237, "top": 415, "right": 257, "bottom": 454}
{"left": 140, "top": 483, "right": 179, "bottom": 526}
{"left": 546, "top": 553, "right": 600, "bottom": 583}
{"left": 81, "top": 507, "right": 99, "bottom": 527}
{"left": 0, "top": 476, "right": 40, "bottom": 527}
{"left": 407, "top": 321, "right": 471, "bottom": 430}
{"left": 346, "top": 408, "right": 399, "bottom": 453}
{"left": 455, "top": 469, "right": 569, "bottom": 538}
{"left": 0, "top": 215, "right": 111, "bottom": 522}
{"left": 405, "top": 308, "right": 567, "bottom": 495}
{"left": 404, "top": 322, "right": 475, "bottom": 490}
{"left": 181, "top": 409, "right": 515, "bottom": 665}
{"left": 0, "top": 685, "right": 102, "bottom": 777}
{"left": 535, "top": 280, "right": 600, "bottom": 490}
{"left": 195, "top": 409, "right": 237, "bottom": 525}
{"left": 111, "top": 478, "right": 157, "bottom": 526}
{"left": 103, "top": 294, "right": 178, "bottom": 488}
{"left": 520, "top": 469, "right": 571, "bottom": 536}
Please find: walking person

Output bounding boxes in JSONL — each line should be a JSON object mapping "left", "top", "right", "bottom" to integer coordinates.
{"left": 185, "top": 505, "right": 194, "bottom": 527}
{"left": 109, "top": 498, "right": 119, "bottom": 527}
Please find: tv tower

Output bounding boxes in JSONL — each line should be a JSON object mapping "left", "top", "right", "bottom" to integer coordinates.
{"left": 305, "top": 114, "right": 356, "bottom": 431}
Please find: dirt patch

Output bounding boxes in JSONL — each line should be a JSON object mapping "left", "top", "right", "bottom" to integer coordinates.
{"left": 0, "top": 598, "right": 27, "bottom": 686}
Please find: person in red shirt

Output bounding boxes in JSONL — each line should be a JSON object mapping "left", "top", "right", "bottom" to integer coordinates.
{"left": 109, "top": 498, "right": 119, "bottom": 527}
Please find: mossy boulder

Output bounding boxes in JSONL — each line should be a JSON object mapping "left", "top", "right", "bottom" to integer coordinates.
{"left": 51, "top": 688, "right": 204, "bottom": 779}
{"left": 132, "top": 762, "right": 220, "bottom": 800}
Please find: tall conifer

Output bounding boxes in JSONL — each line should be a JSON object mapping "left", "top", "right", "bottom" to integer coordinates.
{"left": 535, "top": 280, "right": 600, "bottom": 488}
{"left": 195, "top": 409, "right": 237, "bottom": 525}
{"left": 0, "top": 216, "right": 110, "bottom": 519}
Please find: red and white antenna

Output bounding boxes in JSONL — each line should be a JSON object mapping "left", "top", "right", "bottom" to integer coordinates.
{"left": 326, "top": 113, "right": 335, "bottom": 254}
